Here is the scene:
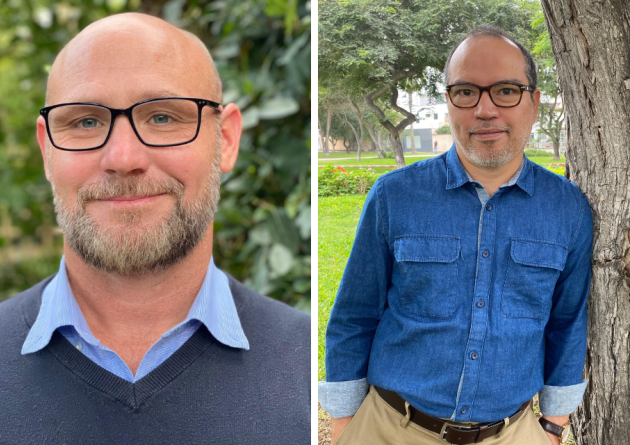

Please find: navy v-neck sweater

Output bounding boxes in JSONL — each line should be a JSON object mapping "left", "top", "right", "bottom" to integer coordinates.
{"left": 0, "top": 275, "right": 310, "bottom": 444}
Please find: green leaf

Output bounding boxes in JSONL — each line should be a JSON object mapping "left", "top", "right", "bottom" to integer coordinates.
{"left": 240, "top": 106, "right": 260, "bottom": 129}
{"left": 258, "top": 97, "right": 300, "bottom": 120}
{"left": 268, "top": 243, "right": 294, "bottom": 276}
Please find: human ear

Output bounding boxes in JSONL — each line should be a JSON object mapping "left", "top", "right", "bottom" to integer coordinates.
{"left": 217, "top": 103, "right": 242, "bottom": 173}
{"left": 36, "top": 115, "right": 52, "bottom": 182}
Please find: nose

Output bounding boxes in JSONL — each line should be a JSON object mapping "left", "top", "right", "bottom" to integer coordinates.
{"left": 473, "top": 91, "right": 500, "bottom": 120}
{"left": 99, "top": 115, "right": 151, "bottom": 176}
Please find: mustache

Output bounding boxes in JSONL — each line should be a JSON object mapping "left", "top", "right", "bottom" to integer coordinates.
{"left": 467, "top": 123, "right": 510, "bottom": 134}
{"left": 77, "top": 176, "right": 184, "bottom": 208}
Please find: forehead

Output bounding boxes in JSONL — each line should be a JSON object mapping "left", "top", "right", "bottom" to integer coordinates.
{"left": 48, "top": 24, "right": 212, "bottom": 106}
{"left": 448, "top": 35, "right": 528, "bottom": 85}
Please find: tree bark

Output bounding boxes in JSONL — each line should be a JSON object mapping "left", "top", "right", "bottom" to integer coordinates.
{"left": 323, "top": 106, "right": 332, "bottom": 156}
{"left": 347, "top": 99, "right": 366, "bottom": 163}
{"left": 318, "top": 114, "right": 324, "bottom": 155}
{"left": 408, "top": 91, "right": 417, "bottom": 154}
{"left": 541, "top": 1, "right": 630, "bottom": 444}
{"left": 552, "top": 139, "right": 560, "bottom": 162}
{"left": 538, "top": 93, "right": 564, "bottom": 161}
{"left": 375, "top": 128, "right": 386, "bottom": 158}
{"left": 366, "top": 123, "right": 385, "bottom": 158}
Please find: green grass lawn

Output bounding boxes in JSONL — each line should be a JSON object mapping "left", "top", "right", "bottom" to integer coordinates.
{"left": 319, "top": 155, "right": 436, "bottom": 166}
{"left": 318, "top": 194, "right": 367, "bottom": 381}
{"left": 527, "top": 155, "right": 566, "bottom": 165}
{"left": 318, "top": 152, "right": 381, "bottom": 159}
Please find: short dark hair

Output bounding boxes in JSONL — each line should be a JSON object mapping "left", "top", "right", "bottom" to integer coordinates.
{"left": 443, "top": 25, "right": 537, "bottom": 90}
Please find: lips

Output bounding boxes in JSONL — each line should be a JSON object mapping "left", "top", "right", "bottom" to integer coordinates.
{"left": 470, "top": 129, "right": 506, "bottom": 140}
{"left": 95, "top": 194, "right": 166, "bottom": 206}
{"left": 101, "top": 194, "right": 164, "bottom": 202}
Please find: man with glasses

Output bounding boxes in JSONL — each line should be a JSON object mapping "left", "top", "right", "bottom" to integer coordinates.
{"left": 320, "top": 26, "right": 592, "bottom": 445}
{"left": 0, "top": 13, "right": 309, "bottom": 444}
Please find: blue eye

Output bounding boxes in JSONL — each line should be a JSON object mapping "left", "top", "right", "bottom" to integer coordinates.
{"left": 151, "top": 115, "right": 171, "bottom": 124}
{"left": 81, "top": 118, "right": 99, "bottom": 128}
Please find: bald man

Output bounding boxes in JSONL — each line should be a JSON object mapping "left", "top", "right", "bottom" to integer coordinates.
{"left": 0, "top": 13, "right": 309, "bottom": 444}
{"left": 320, "top": 26, "right": 591, "bottom": 445}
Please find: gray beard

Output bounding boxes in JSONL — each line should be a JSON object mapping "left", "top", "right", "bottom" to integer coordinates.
{"left": 52, "top": 152, "right": 221, "bottom": 277}
{"left": 459, "top": 138, "right": 518, "bottom": 169}
{"left": 452, "top": 122, "right": 529, "bottom": 170}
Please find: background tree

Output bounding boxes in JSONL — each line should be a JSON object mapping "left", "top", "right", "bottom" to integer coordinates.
{"left": 338, "top": 99, "right": 367, "bottom": 162}
{"left": 318, "top": 89, "right": 335, "bottom": 157}
{"left": 436, "top": 124, "right": 451, "bottom": 135}
{"left": 540, "top": 1, "right": 630, "bottom": 444}
{"left": 325, "top": 110, "right": 357, "bottom": 153}
{"left": 0, "top": 0, "right": 311, "bottom": 310}
{"left": 532, "top": 10, "right": 564, "bottom": 161}
{"left": 318, "top": 0, "right": 537, "bottom": 169}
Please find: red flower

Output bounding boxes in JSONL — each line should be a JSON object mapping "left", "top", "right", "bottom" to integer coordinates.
{"left": 335, "top": 167, "right": 346, "bottom": 172}
{"left": 344, "top": 182, "right": 348, "bottom": 185}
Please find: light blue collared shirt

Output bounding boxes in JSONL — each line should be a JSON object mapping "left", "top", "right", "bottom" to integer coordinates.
{"left": 22, "top": 256, "right": 249, "bottom": 382}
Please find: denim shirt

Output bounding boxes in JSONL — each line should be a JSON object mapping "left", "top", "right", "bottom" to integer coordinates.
{"left": 320, "top": 146, "right": 592, "bottom": 422}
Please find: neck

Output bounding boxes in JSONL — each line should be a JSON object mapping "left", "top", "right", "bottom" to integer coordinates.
{"left": 63, "top": 225, "right": 214, "bottom": 374}
{"left": 455, "top": 146, "right": 523, "bottom": 196}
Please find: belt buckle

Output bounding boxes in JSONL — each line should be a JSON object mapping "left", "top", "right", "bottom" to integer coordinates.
{"left": 439, "top": 422, "right": 450, "bottom": 442}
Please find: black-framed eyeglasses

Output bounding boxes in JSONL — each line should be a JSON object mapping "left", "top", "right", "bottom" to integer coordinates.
{"left": 446, "top": 82, "right": 535, "bottom": 109}
{"left": 40, "top": 97, "right": 221, "bottom": 151}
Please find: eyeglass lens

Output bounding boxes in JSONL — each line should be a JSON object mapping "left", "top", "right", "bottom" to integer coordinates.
{"left": 449, "top": 84, "right": 523, "bottom": 108}
{"left": 47, "top": 99, "right": 200, "bottom": 150}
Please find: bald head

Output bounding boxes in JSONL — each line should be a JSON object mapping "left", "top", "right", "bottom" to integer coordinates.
{"left": 46, "top": 13, "right": 222, "bottom": 106}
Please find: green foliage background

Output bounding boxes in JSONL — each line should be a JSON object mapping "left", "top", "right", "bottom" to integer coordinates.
{"left": 0, "top": 0, "right": 311, "bottom": 311}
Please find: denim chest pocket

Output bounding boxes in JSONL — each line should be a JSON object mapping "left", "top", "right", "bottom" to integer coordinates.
{"left": 501, "top": 239, "right": 568, "bottom": 320}
{"left": 394, "top": 235, "right": 461, "bottom": 319}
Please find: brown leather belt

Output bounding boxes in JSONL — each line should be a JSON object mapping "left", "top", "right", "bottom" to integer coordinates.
{"left": 374, "top": 386, "right": 530, "bottom": 444}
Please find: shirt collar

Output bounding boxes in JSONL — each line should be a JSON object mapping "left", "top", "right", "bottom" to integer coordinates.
{"left": 445, "top": 143, "right": 534, "bottom": 196}
{"left": 22, "top": 256, "right": 249, "bottom": 355}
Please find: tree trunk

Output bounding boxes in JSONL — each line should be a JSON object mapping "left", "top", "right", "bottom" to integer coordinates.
{"left": 541, "top": 2, "right": 630, "bottom": 444}
{"left": 323, "top": 107, "right": 332, "bottom": 156}
{"left": 375, "top": 130, "right": 385, "bottom": 158}
{"left": 408, "top": 91, "right": 417, "bottom": 154}
{"left": 389, "top": 132, "right": 405, "bottom": 168}
{"left": 552, "top": 139, "right": 560, "bottom": 161}
{"left": 366, "top": 124, "right": 385, "bottom": 158}
{"left": 318, "top": 114, "right": 324, "bottom": 155}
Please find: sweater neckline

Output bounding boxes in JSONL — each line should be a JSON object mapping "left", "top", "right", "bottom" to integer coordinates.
{"left": 45, "top": 326, "right": 213, "bottom": 411}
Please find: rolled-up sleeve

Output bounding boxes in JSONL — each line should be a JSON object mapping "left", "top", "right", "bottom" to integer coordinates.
{"left": 319, "top": 180, "right": 392, "bottom": 417}
{"left": 541, "top": 192, "right": 592, "bottom": 416}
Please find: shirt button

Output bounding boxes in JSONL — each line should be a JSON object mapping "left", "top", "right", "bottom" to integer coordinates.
{"left": 482, "top": 249, "right": 490, "bottom": 258}
{"left": 477, "top": 300, "right": 485, "bottom": 308}
{"left": 486, "top": 204, "right": 493, "bottom": 211}
{"left": 470, "top": 351, "right": 479, "bottom": 360}
{"left": 461, "top": 406, "right": 467, "bottom": 414}
{"left": 75, "top": 342, "right": 83, "bottom": 352}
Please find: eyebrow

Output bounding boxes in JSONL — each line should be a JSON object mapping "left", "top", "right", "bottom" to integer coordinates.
{"left": 56, "top": 90, "right": 185, "bottom": 106}
{"left": 449, "top": 78, "right": 527, "bottom": 86}
{"left": 134, "top": 90, "right": 185, "bottom": 102}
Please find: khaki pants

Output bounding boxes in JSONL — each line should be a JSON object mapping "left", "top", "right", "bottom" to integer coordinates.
{"left": 337, "top": 386, "right": 552, "bottom": 445}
